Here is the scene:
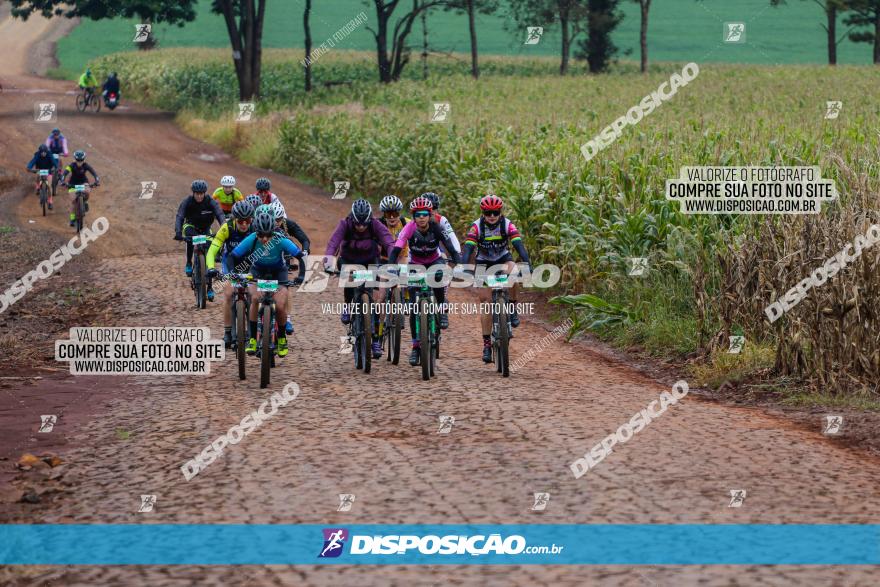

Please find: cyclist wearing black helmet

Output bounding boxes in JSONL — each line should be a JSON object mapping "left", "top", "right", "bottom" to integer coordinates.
{"left": 324, "top": 199, "right": 395, "bottom": 354}
{"left": 227, "top": 211, "right": 302, "bottom": 358}
{"left": 26, "top": 144, "right": 59, "bottom": 208}
{"left": 60, "top": 150, "right": 100, "bottom": 227}
{"left": 249, "top": 176, "right": 279, "bottom": 206}
{"left": 174, "top": 179, "right": 226, "bottom": 281}
{"left": 206, "top": 200, "right": 255, "bottom": 347}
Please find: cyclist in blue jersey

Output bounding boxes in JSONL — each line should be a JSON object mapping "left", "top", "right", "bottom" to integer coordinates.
{"left": 225, "top": 211, "right": 301, "bottom": 358}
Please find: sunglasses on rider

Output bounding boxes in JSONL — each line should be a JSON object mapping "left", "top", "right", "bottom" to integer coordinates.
{"left": 384, "top": 211, "right": 400, "bottom": 218}
{"left": 483, "top": 210, "right": 501, "bottom": 217}
{"left": 413, "top": 211, "right": 430, "bottom": 218}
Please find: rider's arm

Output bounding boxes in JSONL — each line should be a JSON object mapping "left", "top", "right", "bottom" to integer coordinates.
{"left": 373, "top": 218, "right": 395, "bottom": 258}
{"left": 284, "top": 218, "right": 310, "bottom": 252}
{"left": 324, "top": 218, "right": 347, "bottom": 257}
{"left": 388, "top": 220, "right": 416, "bottom": 264}
{"left": 60, "top": 165, "right": 72, "bottom": 184}
{"left": 507, "top": 221, "right": 530, "bottom": 264}
{"left": 26, "top": 155, "right": 37, "bottom": 171}
{"left": 439, "top": 215, "right": 461, "bottom": 254}
{"left": 206, "top": 223, "right": 229, "bottom": 270}
{"left": 83, "top": 163, "right": 100, "bottom": 184}
{"left": 461, "top": 223, "right": 479, "bottom": 263}
{"left": 208, "top": 197, "right": 226, "bottom": 227}
{"left": 435, "top": 223, "right": 461, "bottom": 264}
{"left": 61, "top": 137, "right": 68, "bottom": 156}
{"left": 174, "top": 197, "right": 190, "bottom": 235}
{"left": 228, "top": 232, "right": 257, "bottom": 267}
{"left": 279, "top": 236, "right": 302, "bottom": 258}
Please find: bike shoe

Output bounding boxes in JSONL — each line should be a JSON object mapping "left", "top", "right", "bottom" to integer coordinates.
{"left": 341, "top": 309, "right": 351, "bottom": 325}
{"left": 69, "top": 217, "right": 75, "bottom": 227}
{"left": 47, "top": 203, "right": 53, "bottom": 210}
{"left": 409, "top": 346, "right": 420, "bottom": 366}
{"left": 184, "top": 263, "right": 193, "bottom": 277}
{"left": 246, "top": 338, "right": 257, "bottom": 355}
{"left": 277, "top": 337, "right": 289, "bottom": 358}
{"left": 482, "top": 342, "right": 492, "bottom": 363}
{"left": 206, "top": 289, "right": 215, "bottom": 302}
{"left": 510, "top": 310, "right": 520, "bottom": 328}
{"left": 285, "top": 319, "right": 294, "bottom": 335}
{"left": 371, "top": 340, "right": 382, "bottom": 359}
{"left": 84, "top": 202, "right": 89, "bottom": 213}
{"left": 223, "top": 332, "right": 233, "bottom": 349}
{"left": 439, "top": 313, "right": 449, "bottom": 329}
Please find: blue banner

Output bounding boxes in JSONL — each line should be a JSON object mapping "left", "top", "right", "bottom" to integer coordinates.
{"left": 1, "top": 524, "right": 878, "bottom": 565}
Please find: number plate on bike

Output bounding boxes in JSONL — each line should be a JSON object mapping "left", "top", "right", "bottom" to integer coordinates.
{"left": 408, "top": 275, "right": 427, "bottom": 286}
{"left": 39, "top": 170, "right": 49, "bottom": 177}
{"left": 74, "top": 184, "right": 86, "bottom": 192}
{"left": 352, "top": 270, "right": 374, "bottom": 281}
{"left": 257, "top": 280, "right": 278, "bottom": 292}
{"left": 486, "top": 274, "right": 510, "bottom": 287}
{"left": 192, "top": 235, "right": 208, "bottom": 245}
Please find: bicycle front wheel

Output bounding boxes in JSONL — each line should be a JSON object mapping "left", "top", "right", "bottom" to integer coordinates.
{"left": 194, "top": 253, "right": 207, "bottom": 309}
{"left": 360, "top": 291, "right": 372, "bottom": 374}
{"left": 496, "top": 295, "right": 510, "bottom": 377}
{"left": 39, "top": 184, "right": 47, "bottom": 216}
{"left": 260, "top": 304, "right": 272, "bottom": 388}
{"left": 419, "top": 297, "right": 431, "bottom": 381}
{"left": 235, "top": 299, "right": 246, "bottom": 380}
{"left": 75, "top": 93, "right": 86, "bottom": 112}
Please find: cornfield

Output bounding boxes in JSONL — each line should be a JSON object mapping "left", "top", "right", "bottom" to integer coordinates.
{"left": 92, "top": 48, "right": 880, "bottom": 394}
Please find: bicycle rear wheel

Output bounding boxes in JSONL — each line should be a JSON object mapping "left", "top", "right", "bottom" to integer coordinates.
{"left": 419, "top": 297, "right": 431, "bottom": 381}
{"left": 360, "top": 291, "right": 372, "bottom": 374}
{"left": 260, "top": 304, "right": 272, "bottom": 388}
{"left": 235, "top": 299, "right": 246, "bottom": 380}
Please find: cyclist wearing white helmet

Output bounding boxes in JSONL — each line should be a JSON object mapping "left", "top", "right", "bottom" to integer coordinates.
{"left": 212, "top": 175, "right": 243, "bottom": 218}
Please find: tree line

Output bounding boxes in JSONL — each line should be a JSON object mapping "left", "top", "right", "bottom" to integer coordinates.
{"left": 10, "top": 0, "right": 880, "bottom": 101}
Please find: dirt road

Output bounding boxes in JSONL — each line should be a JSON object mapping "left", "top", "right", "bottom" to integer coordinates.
{"left": 1, "top": 12, "right": 879, "bottom": 587}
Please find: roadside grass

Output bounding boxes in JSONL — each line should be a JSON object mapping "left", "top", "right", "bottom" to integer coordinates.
{"left": 689, "top": 344, "right": 776, "bottom": 389}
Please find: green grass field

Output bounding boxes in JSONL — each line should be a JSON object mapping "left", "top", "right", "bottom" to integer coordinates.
{"left": 57, "top": 0, "right": 876, "bottom": 77}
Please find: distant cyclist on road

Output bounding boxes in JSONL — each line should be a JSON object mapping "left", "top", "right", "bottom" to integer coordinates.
{"left": 249, "top": 177, "right": 279, "bottom": 206}
{"left": 227, "top": 211, "right": 302, "bottom": 358}
{"left": 78, "top": 68, "right": 98, "bottom": 100}
{"left": 59, "top": 151, "right": 100, "bottom": 227}
{"left": 26, "top": 144, "right": 58, "bottom": 209}
{"left": 44, "top": 128, "right": 69, "bottom": 162}
{"left": 461, "top": 195, "right": 531, "bottom": 363}
{"left": 174, "top": 179, "right": 226, "bottom": 280}
{"left": 206, "top": 200, "right": 255, "bottom": 347}
{"left": 324, "top": 199, "right": 395, "bottom": 356}
{"left": 212, "top": 175, "right": 244, "bottom": 219}
{"left": 387, "top": 196, "right": 460, "bottom": 366}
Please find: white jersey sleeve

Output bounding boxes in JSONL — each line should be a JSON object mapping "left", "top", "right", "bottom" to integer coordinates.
{"left": 438, "top": 215, "right": 461, "bottom": 254}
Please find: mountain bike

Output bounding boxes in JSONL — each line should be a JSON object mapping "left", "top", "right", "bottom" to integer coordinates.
{"left": 327, "top": 267, "right": 374, "bottom": 374}
{"left": 254, "top": 279, "right": 280, "bottom": 389}
{"left": 406, "top": 269, "right": 442, "bottom": 381}
{"left": 486, "top": 273, "right": 512, "bottom": 377}
{"left": 186, "top": 233, "right": 213, "bottom": 309}
{"left": 378, "top": 265, "right": 404, "bottom": 365}
{"left": 68, "top": 182, "right": 97, "bottom": 234}
{"left": 50, "top": 155, "right": 61, "bottom": 197}
{"left": 75, "top": 87, "right": 100, "bottom": 113}
{"left": 34, "top": 169, "right": 50, "bottom": 216}
{"left": 225, "top": 273, "right": 253, "bottom": 381}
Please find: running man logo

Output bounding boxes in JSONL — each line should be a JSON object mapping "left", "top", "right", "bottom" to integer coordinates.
{"left": 337, "top": 494, "right": 356, "bottom": 512}
{"left": 524, "top": 26, "right": 544, "bottom": 45}
{"left": 825, "top": 101, "right": 842, "bottom": 120}
{"left": 236, "top": 102, "right": 255, "bottom": 122}
{"left": 35, "top": 103, "right": 57, "bottom": 122}
{"left": 531, "top": 492, "right": 550, "bottom": 511}
{"left": 338, "top": 335, "right": 354, "bottom": 354}
{"left": 822, "top": 415, "right": 843, "bottom": 435}
{"left": 38, "top": 415, "right": 57, "bottom": 433}
{"left": 332, "top": 181, "right": 350, "bottom": 200}
{"left": 728, "top": 489, "right": 746, "bottom": 508}
{"left": 532, "top": 181, "right": 550, "bottom": 201}
{"left": 133, "top": 24, "right": 151, "bottom": 43}
{"left": 138, "top": 494, "right": 157, "bottom": 512}
{"left": 438, "top": 415, "right": 455, "bottom": 434}
{"left": 628, "top": 257, "right": 648, "bottom": 277}
{"left": 318, "top": 528, "right": 349, "bottom": 558}
{"left": 298, "top": 255, "right": 331, "bottom": 293}
{"left": 431, "top": 102, "right": 450, "bottom": 123}
{"left": 724, "top": 22, "right": 746, "bottom": 43}
{"left": 140, "top": 181, "right": 157, "bottom": 200}
{"left": 728, "top": 335, "right": 745, "bottom": 354}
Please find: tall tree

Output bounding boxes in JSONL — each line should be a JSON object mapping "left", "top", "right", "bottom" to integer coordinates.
{"left": 212, "top": 0, "right": 267, "bottom": 100}
{"left": 577, "top": 0, "right": 623, "bottom": 72}
{"left": 303, "top": 0, "right": 313, "bottom": 91}
{"left": 845, "top": 0, "right": 880, "bottom": 62}
{"left": 445, "top": 0, "right": 499, "bottom": 79}
{"left": 634, "top": 0, "right": 652, "bottom": 72}
{"left": 508, "top": 0, "right": 589, "bottom": 75}
{"left": 368, "top": 0, "right": 449, "bottom": 83}
{"left": 770, "top": 0, "right": 853, "bottom": 65}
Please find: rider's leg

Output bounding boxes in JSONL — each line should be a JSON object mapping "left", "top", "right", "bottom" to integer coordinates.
{"left": 68, "top": 189, "right": 76, "bottom": 225}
